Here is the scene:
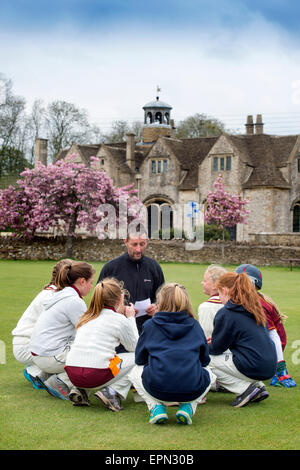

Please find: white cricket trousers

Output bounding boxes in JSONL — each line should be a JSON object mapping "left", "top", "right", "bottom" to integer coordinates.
{"left": 129, "top": 364, "right": 216, "bottom": 414}
{"left": 209, "top": 353, "right": 264, "bottom": 395}
{"left": 72, "top": 352, "right": 136, "bottom": 399}
{"left": 95, "top": 352, "right": 136, "bottom": 399}
{"left": 13, "top": 343, "right": 43, "bottom": 378}
{"left": 31, "top": 345, "right": 73, "bottom": 388}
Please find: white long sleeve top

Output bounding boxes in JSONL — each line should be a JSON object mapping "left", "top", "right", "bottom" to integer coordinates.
{"left": 65, "top": 307, "right": 139, "bottom": 369}
{"left": 12, "top": 286, "right": 56, "bottom": 345}
{"left": 29, "top": 287, "right": 87, "bottom": 356}
{"left": 197, "top": 295, "right": 224, "bottom": 339}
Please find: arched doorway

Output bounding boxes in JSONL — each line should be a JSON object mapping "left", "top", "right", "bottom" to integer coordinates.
{"left": 144, "top": 197, "right": 174, "bottom": 239}
{"left": 293, "top": 202, "right": 300, "bottom": 232}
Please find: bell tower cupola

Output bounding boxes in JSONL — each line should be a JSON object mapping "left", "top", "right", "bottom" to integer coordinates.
{"left": 142, "top": 88, "right": 175, "bottom": 143}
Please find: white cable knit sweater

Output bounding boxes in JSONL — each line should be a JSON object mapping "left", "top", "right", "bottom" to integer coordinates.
{"left": 65, "top": 308, "right": 139, "bottom": 369}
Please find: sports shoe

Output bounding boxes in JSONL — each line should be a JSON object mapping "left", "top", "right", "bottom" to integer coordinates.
{"left": 250, "top": 385, "right": 269, "bottom": 403}
{"left": 270, "top": 361, "right": 297, "bottom": 388}
{"left": 94, "top": 387, "right": 123, "bottom": 412}
{"left": 24, "top": 368, "right": 45, "bottom": 390}
{"left": 149, "top": 404, "right": 168, "bottom": 424}
{"left": 176, "top": 403, "right": 193, "bottom": 425}
{"left": 231, "top": 383, "right": 261, "bottom": 408}
{"left": 69, "top": 387, "right": 90, "bottom": 406}
{"left": 37, "top": 375, "right": 69, "bottom": 400}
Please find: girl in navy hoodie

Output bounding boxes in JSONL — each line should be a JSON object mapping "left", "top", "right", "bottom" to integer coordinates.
{"left": 209, "top": 272, "right": 277, "bottom": 408}
{"left": 129, "top": 283, "right": 216, "bottom": 425}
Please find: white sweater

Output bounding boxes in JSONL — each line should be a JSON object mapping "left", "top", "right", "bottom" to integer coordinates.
{"left": 197, "top": 295, "right": 224, "bottom": 339}
{"left": 65, "top": 308, "right": 139, "bottom": 369}
{"left": 29, "top": 287, "right": 87, "bottom": 356}
{"left": 12, "top": 286, "right": 56, "bottom": 345}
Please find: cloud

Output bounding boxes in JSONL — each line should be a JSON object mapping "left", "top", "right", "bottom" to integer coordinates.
{"left": 1, "top": 1, "right": 300, "bottom": 135}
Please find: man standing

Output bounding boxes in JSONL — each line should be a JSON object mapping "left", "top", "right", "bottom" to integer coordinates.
{"left": 97, "top": 231, "right": 165, "bottom": 334}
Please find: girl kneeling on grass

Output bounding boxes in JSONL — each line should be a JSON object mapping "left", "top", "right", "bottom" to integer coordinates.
{"left": 29, "top": 261, "right": 95, "bottom": 400}
{"left": 129, "top": 283, "right": 216, "bottom": 425}
{"left": 12, "top": 259, "right": 72, "bottom": 390}
{"left": 64, "top": 278, "right": 139, "bottom": 411}
{"left": 209, "top": 272, "right": 277, "bottom": 408}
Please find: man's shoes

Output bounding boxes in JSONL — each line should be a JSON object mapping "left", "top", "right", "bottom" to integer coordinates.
{"left": 149, "top": 404, "right": 168, "bottom": 424}
{"left": 176, "top": 403, "right": 193, "bottom": 425}
{"left": 94, "top": 387, "right": 123, "bottom": 412}
{"left": 250, "top": 385, "right": 269, "bottom": 403}
{"left": 69, "top": 387, "right": 90, "bottom": 406}
{"left": 231, "top": 383, "right": 261, "bottom": 408}
{"left": 37, "top": 375, "right": 69, "bottom": 400}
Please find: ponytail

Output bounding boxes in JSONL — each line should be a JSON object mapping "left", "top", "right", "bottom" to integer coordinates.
{"left": 216, "top": 272, "right": 266, "bottom": 326}
{"left": 55, "top": 261, "right": 95, "bottom": 291}
{"left": 76, "top": 277, "right": 127, "bottom": 329}
{"left": 44, "top": 258, "right": 73, "bottom": 289}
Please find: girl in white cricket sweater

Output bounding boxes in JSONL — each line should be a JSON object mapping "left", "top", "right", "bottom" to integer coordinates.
{"left": 29, "top": 261, "right": 95, "bottom": 400}
{"left": 65, "top": 277, "right": 139, "bottom": 411}
{"left": 12, "top": 259, "right": 72, "bottom": 389}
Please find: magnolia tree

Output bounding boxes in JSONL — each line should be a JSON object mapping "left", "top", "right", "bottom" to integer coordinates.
{"left": 204, "top": 174, "right": 249, "bottom": 260}
{"left": 0, "top": 155, "right": 144, "bottom": 257}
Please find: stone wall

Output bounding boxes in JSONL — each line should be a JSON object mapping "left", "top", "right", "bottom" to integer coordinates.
{"left": 249, "top": 232, "right": 300, "bottom": 246}
{"left": 1, "top": 235, "right": 300, "bottom": 266}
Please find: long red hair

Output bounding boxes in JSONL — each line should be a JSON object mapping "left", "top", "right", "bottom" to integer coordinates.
{"left": 216, "top": 272, "right": 266, "bottom": 326}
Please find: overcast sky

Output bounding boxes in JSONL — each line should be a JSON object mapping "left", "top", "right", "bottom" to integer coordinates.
{"left": 1, "top": 0, "right": 300, "bottom": 135}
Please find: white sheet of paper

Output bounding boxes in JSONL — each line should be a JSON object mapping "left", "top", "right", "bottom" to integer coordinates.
{"left": 134, "top": 298, "right": 151, "bottom": 318}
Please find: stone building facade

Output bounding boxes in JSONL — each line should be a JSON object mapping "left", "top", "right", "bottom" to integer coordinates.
{"left": 35, "top": 95, "right": 300, "bottom": 241}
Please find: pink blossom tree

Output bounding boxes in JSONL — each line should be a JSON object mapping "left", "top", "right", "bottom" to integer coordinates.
{"left": 204, "top": 174, "right": 249, "bottom": 260}
{"left": 0, "top": 155, "right": 143, "bottom": 257}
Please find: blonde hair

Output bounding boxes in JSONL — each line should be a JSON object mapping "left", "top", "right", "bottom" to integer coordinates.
{"left": 205, "top": 264, "right": 227, "bottom": 284}
{"left": 55, "top": 261, "right": 95, "bottom": 291}
{"left": 76, "top": 277, "right": 128, "bottom": 329}
{"left": 216, "top": 272, "right": 266, "bottom": 326}
{"left": 156, "top": 283, "right": 195, "bottom": 318}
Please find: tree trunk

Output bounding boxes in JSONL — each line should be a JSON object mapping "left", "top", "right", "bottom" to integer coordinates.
{"left": 222, "top": 226, "right": 225, "bottom": 264}
{"left": 65, "top": 209, "right": 78, "bottom": 258}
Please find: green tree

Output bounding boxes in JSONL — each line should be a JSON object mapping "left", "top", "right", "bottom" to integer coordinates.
{"left": 175, "top": 113, "right": 225, "bottom": 139}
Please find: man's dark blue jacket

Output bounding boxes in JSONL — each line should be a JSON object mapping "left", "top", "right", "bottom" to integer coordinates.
{"left": 209, "top": 301, "right": 277, "bottom": 380}
{"left": 135, "top": 310, "right": 211, "bottom": 402}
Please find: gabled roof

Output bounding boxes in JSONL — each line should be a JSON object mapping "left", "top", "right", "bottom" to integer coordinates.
{"left": 103, "top": 142, "right": 149, "bottom": 173}
{"left": 228, "top": 134, "right": 294, "bottom": 189}
{"left": 54, "top": 144, "right": 101, "bottom": 165}
{"left": 163, "top": 136, "right": 219, "bottom": 189}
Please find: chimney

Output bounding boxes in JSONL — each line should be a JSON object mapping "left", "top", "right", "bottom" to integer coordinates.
{"left": 126, "top": 133, "right": 136, "bottom": 170}
{"left": 255, "top": 114, "right": 264, "bottom": 134}
{"left": 245, "top": 115, "right": 254, "bottom": 135}
{"left": 34, "top": 138, "right": 48, "bottom": 168}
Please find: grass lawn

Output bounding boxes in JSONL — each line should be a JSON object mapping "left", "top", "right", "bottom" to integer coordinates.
{"left": 0, "top": 260, "right": 299, "bottom": 450}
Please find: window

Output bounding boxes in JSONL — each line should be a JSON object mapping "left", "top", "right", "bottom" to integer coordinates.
{"left": 293, "top": 203, "right": 300, "bottom": 232}
{"left": 151, "top": 159, "right": 168, "bottom": 174}
{"left": 298, "top": 158, "right": 300, "bottom": 173}
{"left": 213, "top": 157, "right": 218, "bottom": 172}
{"left": 101, "top": 159, "right": 105, "bottom": 165}
{"left": 212, "top": 155, "right": 232, "bottom": 171}
{"left": 226, "top": 156, "right": 231, "bottom": 171}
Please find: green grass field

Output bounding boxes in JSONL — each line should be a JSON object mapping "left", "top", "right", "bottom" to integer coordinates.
{"left": 0, "top": 260, "right": 299, "bottom": 450}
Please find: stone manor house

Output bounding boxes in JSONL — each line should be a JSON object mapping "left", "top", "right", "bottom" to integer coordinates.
{"left": 34, "top": 96, "right": 300, "bottom": 242}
